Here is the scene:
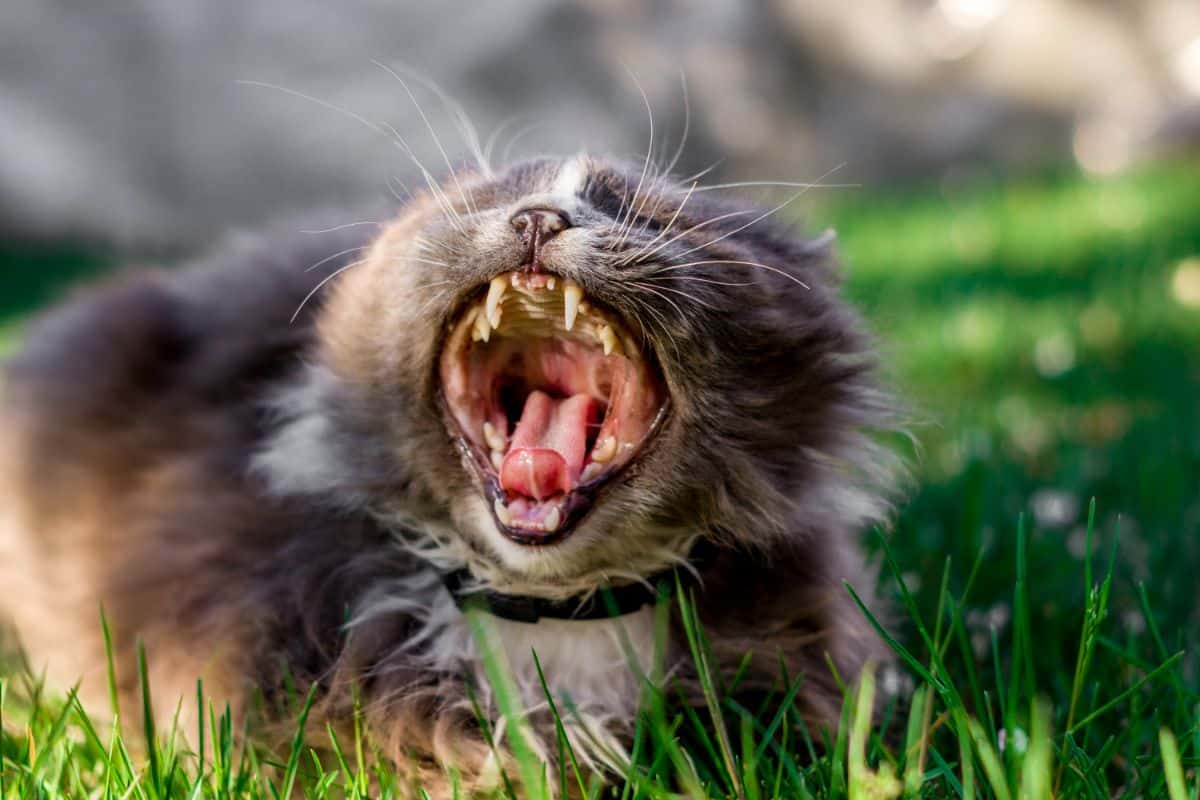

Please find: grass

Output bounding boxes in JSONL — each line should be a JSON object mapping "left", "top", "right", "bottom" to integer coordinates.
{"left": 2, "top": 158, "right": 1200, "bottom": 797}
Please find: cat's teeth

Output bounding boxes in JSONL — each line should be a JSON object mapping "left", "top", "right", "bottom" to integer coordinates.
{"left": 597, "top": 324, "right": 621, "bottom": 356}
{"left": 486, "top": 276, "right": 507, "bottom": 328}
{"left": 580, "top": 462, "right": 604, "bottom": 483}
{"left": 483, "top": 421, "right": 506, "bottom": 452}
{"left": 546, "top": 276, "right": 556, "bottom": 290}
{"left": 563, "top": 279, "right": 583, "bottom": 332}
{"left": 493, "top": 498, "right": 512, "bottom": 526}
{"left": 472, "top": 308, "right": 492, "bottom": 342}
{"left": 590, "top": 435, "right": 616, "bottom": 463}
{"left": 490, "top": 449, "right": 504, "bottom": 471}
{"left": 543, "top": 506, "right": 561, "bottom": 533}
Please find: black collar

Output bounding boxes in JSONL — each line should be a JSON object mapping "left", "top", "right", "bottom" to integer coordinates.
{"left": 441, "top": 540, "right": 712, "bottom": 624}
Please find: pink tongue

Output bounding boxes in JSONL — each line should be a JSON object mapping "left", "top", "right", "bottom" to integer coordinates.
{"left": 500, "top": 390, "right": 595, "bottom": 501}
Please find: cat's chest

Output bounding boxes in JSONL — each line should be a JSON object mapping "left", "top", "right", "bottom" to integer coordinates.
{"left": 425, "top": 596, "right": 658, "bottom": 721}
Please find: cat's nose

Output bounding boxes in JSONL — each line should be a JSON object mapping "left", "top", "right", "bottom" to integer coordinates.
{"left": 510, "top": 207, "right": 570, "bottom": 245}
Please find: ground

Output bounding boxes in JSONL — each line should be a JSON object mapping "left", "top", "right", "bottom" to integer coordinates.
{"left": 1, "top": 159, "right": 1199, "bottom": 797}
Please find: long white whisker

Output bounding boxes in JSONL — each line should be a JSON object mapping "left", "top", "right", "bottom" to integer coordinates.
{"left": 692, "top": 180, "right": 858, "bottom": 193}
{"left": 677, "top": 159, "right": 725, "bottom": 185}
{"left": 643, "top": 275, "right": 754, "bottom": 287}
{"left": 632, "top": 282, "right": 689, "bottom": 318}
{"left": 663, "top": 70, "right": 690, "bottom": 178}
{"left": 670, "top": 163, "right": 846, "bottom": 261}
{"left": 651, "top": 260, "right": 811, "bottom": 290}
{"left": 305, "top": 246, "right": 366, "bottom": 273}
{"left": 483, "top": 114, "right": 530, "bottom": 167}
{"left": 500, "top": 119, "right": 548, "bottom": 164}
{"left": 300, "top": 220, "right": 383, "bottom": 235}
{"left": 401, "top": 257, "right": 453, "bottom": 268}
{"left": 234, "top": 81, "right": 466, "bottom": 235}
{"left": 624, "top": 294, "right": 679, "bottom": 361}
{"left": 380, "top": 63, "right": 491, "bottom": 177}
{"left": 615, "top": 67, "right": 656, "bottom": 248}
{"left": 290, "top": 258, "right": 369, "bottom": 323}
{"left": 622, "top": 181, "right": 697, "bottom": 265}
{"left": 632, "top": 281, "right": 718, "bottom": 311}
{"left": 621, "top": 209, "right": 754, "bottom": 266}
{"left": 372, "top": 60, "right": 478, "bottom": 217}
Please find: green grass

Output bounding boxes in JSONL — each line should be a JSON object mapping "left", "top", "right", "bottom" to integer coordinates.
{"left": 3, "top": 159, "right": 1200, "bottom": 797}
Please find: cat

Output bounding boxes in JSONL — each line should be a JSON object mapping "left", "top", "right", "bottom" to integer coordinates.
{"left": 0, "top": 153, "right": 901, "bottom": 794}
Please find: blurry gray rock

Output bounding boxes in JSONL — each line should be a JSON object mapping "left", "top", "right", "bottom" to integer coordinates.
{"left": 0, "top": 0, "right": 1197, "bottom": 249}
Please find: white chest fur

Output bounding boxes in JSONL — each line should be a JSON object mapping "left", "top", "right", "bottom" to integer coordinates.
{"left": 416, "top": 589, "right": 657, "bottom": 766}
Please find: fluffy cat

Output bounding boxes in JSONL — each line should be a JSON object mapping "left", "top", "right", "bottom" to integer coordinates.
{"left": 0, "top": 154, "right": 901, "bottom": 794}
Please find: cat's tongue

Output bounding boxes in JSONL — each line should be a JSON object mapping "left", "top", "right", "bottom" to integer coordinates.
{"left": 500, "top": 390, "right": 595, "bottom": 501}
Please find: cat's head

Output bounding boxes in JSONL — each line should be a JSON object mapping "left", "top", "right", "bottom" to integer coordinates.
{"left": 292, "top": 155, "right": 897, "bottom": 590}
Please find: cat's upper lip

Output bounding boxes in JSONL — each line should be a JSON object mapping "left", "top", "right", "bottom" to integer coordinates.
{"left": 437, "top": 269, "right": 668, "bottom": 546}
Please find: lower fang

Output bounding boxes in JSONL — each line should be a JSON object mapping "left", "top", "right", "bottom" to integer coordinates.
{"left": 591, "top": 435, "right": 616, "bottom": 463}
{"left": 472, "top": 310, "right": 491, "bottom": 342}
{"left": 490, "top": 450, "right": 504, "bottom": 470}
{"left": 597, "top": 324, "right": 621, "bottom": 356}
{"left": 580, "top": 462, "right": 604, "bottom": 483}
{"left": 483, "top": 421, "right": 506, "bottom": 452}
{"left": 494, "top": 499, "right": 512, "bottom": 526}
{"left": 543, "top": 507, "right": 561, "bottom": 533}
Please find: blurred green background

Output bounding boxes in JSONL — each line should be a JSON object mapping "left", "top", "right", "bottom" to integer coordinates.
{"left": 820, "top": 160, "right": 1200, "bottom": 690}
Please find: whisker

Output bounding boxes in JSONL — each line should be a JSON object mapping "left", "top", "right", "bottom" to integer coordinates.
{"left": 692, "top": 180, "right": 858, "bottom": 193}
{"left": 372, "top": 60, "right": 479, "bottom": 217}
{"left": 236, "top": 80, "right": 452, "bottom": 229}
{"left": 290, "top": 258, "right": 369, "bottom": 323}
{"left": 620, "top": 209, "right": 755, "bottom": 266}
{"left": 621, "top": 180, "right": 698, "bottom": 265}
{"left": 400, "top": 257, "right": 454, "bottom": 268}
{"left": 643, "top": 275, "right": 754, "bottom": 287}
{"left": 676, "top": 158, "right": 725, "bottom": 185}
{"left": 300, "top": 220, "right": 383, "bottom": 235}
{"left": 651, "top": 259, "right": 811, "bottom": 290}
{"left": 380, "top": 63, "right": 491, "bottom": 177}
{"left": 234, "top": 81, "right": 468, "bottom": 236}
{"left": 631, "top": 281, "right": 691, "bottom": 319}
{"left": 632, "top": 280, "right": 718, "bottom": 311}
{"left": 614, "top": 67, "right": 656, "bottom": 248}
{"left": 662, "top": 70, "right": 690, "bottom": 178}
{"left": 483, "top": 114, "right": 532, "bottom": 167}
{"left": 500, "top": 119, "right": 548, "bottom": 165}
{"left": 305, "top": 245, "right": 366, "bottom": 273}
{"left": 671, "top": 163, "right": 846, "bottom": 261}
{"left": 624, "top": 294, "right": 679, "bottom": 361}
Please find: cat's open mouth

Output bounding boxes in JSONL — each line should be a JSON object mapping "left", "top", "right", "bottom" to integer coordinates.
{"left": 438, "top": 270, "right": 668, "bottom": 545}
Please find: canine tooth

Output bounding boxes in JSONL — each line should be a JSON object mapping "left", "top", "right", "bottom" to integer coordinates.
{"left": 486, "top": 276, "right": 507, "bottom": 328}
{"left": 580, "top": 462, "right": 604, "bottom": 483}
{"left": 546, "top": 276, "right": 556, "bottom": 290}
{"left": 473, "top": 308, "right": 492, "bottom": 342}
{"left": 483, "top": 421, "right": 506, "bottom": 452}
{"left": 591, "top": 435, "right": 616, "bottom": 463}
{"left": 493, "top": 498, "right": 512, "bottom": 526}
{"left": 543, "top": 507, "right": 561, "bottom": 533}
{"left": 490, "top": 449, "right": 505, "bottom": 470}
{"left": 598, "top": 324, "right": 621, "bottom": 356}
{"left": 563, "top": 279, "right": 583, "bottom": 332}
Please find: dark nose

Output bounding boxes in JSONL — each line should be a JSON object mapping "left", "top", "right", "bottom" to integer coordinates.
{"left": 510, "top": 207, "right": 570, "bottom": 246}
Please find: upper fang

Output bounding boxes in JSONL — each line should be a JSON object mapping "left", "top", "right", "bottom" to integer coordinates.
{"left": 563, "top": 279, "right": 583, "bottom": 332}
{"left": 486, "top": 276, "right": 507, "bottom": 328}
